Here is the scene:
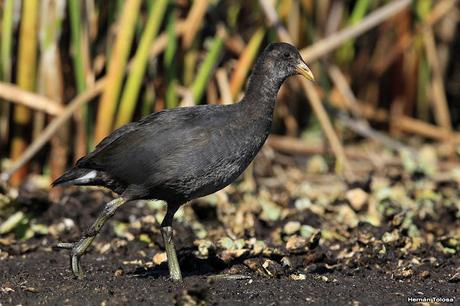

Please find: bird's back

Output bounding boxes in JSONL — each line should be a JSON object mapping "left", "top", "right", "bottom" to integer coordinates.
{"left": 58, "top": 103, "right": 271, "bottom": 202}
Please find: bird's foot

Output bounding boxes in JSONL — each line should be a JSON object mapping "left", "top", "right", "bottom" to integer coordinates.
{"left": 161, "top": 226, "right": 183, "bottom": 281}
{"left": 57, "top": 236, "right": 94, "bottom": 278}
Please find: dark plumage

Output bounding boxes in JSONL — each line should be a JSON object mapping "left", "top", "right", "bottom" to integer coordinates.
{"left": 54, "top": 42, "right": 314, "bottom": 281}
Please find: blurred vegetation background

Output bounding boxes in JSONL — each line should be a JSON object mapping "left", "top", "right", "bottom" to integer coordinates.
{"left": 0, "top": 0, "right": 459, "bottom": 187}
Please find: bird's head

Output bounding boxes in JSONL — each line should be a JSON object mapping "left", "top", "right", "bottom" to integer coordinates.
{"left": 259, "top": 42, "right": 315, "bottom": 82}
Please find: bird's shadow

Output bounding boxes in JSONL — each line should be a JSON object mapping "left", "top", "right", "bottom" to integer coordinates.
{"left": 128, "top": 248, "right": 229, "bottom": 279}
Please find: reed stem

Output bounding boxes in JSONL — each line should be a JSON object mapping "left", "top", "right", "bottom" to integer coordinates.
{"left": 10, "top": 0, "right": 39, "bottom": 185}
{"left": 95, "top": 0, "right": 141, "bottom": 142}
{"left": 115, "top": 0, "right": 168, "bottom": 128}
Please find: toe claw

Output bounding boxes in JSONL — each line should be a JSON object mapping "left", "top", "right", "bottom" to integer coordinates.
{"left": 71, "top": 255, "right": 85, "bottom": 278}
{"left": 56, "top": 241, "right": 86, "bottom": 278}
{"left": 57, "top": 242, "right": 75, "bottom": 249}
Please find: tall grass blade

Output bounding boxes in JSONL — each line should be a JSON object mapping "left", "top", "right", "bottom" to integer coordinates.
{"left": 230, "top": 28, "right": 265, "bottom": 100}
{"left": 38, "top": 0, "right": 66, "bottom": 181}
{"left": 191, "top": 33, "right": 224, "bottom": 104}
{"left": 115, "top": 0, "right": 168, "bottom": 128}
{"left": 336, "top": 0, "right": 370, "bottom": 64}
{"left": 165, "top": 5, "right": 178, "bottom": 109}
{"left": 69, "top": 0, "right": 91, "bottom": 157}
{"left": 0, "top": 0, "right": 15, "bottom": 147}
{"left": 10, "top": 0, "right": 39, "bottom": 185}
{"left": 182, "top": 0, "right": 209, "bottom": 49}
{"left": 95, "top": 0, "right": 141, "bottom": 142}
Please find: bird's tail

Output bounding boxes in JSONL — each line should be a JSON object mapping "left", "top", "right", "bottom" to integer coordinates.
{"left": 52, "top": 167, "right": 97, "bottom": 187}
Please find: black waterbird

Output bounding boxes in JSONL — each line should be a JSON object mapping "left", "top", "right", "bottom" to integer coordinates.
{"left": 54, "top": 42, "right": 315, "bottom": 281}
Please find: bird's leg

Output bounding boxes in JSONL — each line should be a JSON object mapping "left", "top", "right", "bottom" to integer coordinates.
{"left": 57, "top": 197, "right": 126, "bottom": 278}
{"left": 161, "top": 204, "right": 182, "bottom": 281}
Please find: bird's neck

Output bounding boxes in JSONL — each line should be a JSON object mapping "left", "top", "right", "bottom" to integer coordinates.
{"left": 240, "top": 70, "right": 285, "bottom": 117}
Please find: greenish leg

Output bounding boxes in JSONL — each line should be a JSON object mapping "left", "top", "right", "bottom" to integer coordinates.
{"left": 57, "top": 197, "right": 126, "bottom": 278}
{"left": 161, "top": 204, "right": 182, "bottom": 281}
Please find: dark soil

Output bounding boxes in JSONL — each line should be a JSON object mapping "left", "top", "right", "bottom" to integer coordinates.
{"left": 1, "top": 155, "right": 460, "bottom": 305}
{"left": 1, "top": 250, "right": 458, "bottom": 306}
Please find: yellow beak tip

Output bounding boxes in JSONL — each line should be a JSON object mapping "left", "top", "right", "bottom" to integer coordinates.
{"left": 295, "top": 62, "right": 315, "bottom": 82}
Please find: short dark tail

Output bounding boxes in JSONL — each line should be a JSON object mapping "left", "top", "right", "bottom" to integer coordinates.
{"left": 51, "top": 167, "right": 94, "bottom": 187}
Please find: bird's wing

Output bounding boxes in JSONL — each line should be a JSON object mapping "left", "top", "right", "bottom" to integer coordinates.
{"left": 76, "top": 105, "right": 230, "bottom": 184}
{"left": 75, "top": 120, "right": 139, "bottom": 168}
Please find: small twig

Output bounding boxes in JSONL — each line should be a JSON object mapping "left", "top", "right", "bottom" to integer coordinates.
{"left": 423, "top": 27, "right": 452, "bottom": 133}
{"left": 426, "top": 0, "right": 459, "bottom": 25}
{"left": 372, "top": 0, "right": 458, "bottom": 76}
{"left": 301, "top": 80, "right": 355, "bottom": 181}
{"left": 182, "top": 0, "right": 209, "bottom": 49}
{"left": 0, "top": 80, "right": 106, "bottom": 182}
{"left": 300, "top": 0, "right": 411, "bottom": 62}
{"left": 216, "top": 68, "right": 233, "bottom": 105}
{"left": 176, "top": 85, "right": 194, "bottom": 107}
{"left": 266, "top": 135, "right": 367, "bottom": 160}
{"left": 332, "top": 96, "right": 460, "bottom": 143}
{"left": 258, "top": 0, "right": 293, "bottom": 44}
{"left": 327, "top": 66, "right": 362, "bottom": 118}
{"left": 394, "top": 115, "right": 460, "bottom": 142}
{"left": 328, "top": 65, "right": 413, "bottom": 154}
{"left": 0, "top": 82, "right": 64, "bottom": 116}
{"left": 147, "top": 21, "right": 186, "bottom": 63}
{"left": 338, "top": 113, "right": 414, "bottom": 154}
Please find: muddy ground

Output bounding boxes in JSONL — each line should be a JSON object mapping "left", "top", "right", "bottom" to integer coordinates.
{"left": 1, "top": 148, "right": 459, "bottom": 305}
{"left": 1, "top": 250, "right": 458, "bottom": 305}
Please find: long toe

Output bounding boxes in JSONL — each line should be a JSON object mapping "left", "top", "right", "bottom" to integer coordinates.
{"left": 71, "top": 254, "right": 84, "bottom": 278}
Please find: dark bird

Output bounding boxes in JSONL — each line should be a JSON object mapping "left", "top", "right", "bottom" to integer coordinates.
{"left": 54, "top": 42, "right": 314, "bottom": 281}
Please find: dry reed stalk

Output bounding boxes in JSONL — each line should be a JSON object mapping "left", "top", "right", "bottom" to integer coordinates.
{"left": 1, "top": 80, "right": 106, "bottom": 183}
{"left": 325, "top": 0, "right": 344, "bottom": 36}
{"left": 258, "top": 0, "right": 293, "bottom": 44}
{"left": 426, "top": 0, "right": 458, "bottom": 24}
{"left": 395, "top": 115, "right": 456, "bottom": 141}
{"left": 182, "top": 0, "right": 209, "bottom": 49}
{"left": 0, "top": 0, "right": 16, "bottom": 146}
{"left": 315, "top": 0, "right": 331, "bottom": 31}
{"left": 330, "top": 95, "right": 460, "bottom": 143}
{"left": 287, "top": 0, "right": 300, "bottom": 46}
{"left": 302, "top": 80, "right": 355, "bottom": 180}
{"left": 229, "top": 28, "right": 265, "bottom": 100}
{"left": 39, "top": 0, "right": 67, "bottom": 182}
{"left": 94, "top": 0, "right": 141, "bottom": 143}
{"left": 224, "top": 35, "right": 245, "bottom": 55}
{"left": 267, "top": 135, "right": 368, "bottom": 160}
{"left": 69, "top": 0, "right": 91, "bottom": 158}
{"left": 206, "top": 79, "right": 218, "bottom": 105}
{"left": 372, "top": 0, "right": 458, "bottom": 76}
{"left": 327, "top": 66, "right": 362, "bottom": 118}
{"left": 0, "top": 83, "right": 64, "bottom": 116}
{"left": 328, "top": 66, "right": 411, "bottom": 153}
{"left": 115, "top": 0, "right": 168, "bottom": 128}
{"left": 423, "top": 27, "right": 452, "bottom": 133}
{"left": 148, "top": 21, "right": 186, "bottom": 60}
{"left": 300, "top": 0, "right": 411, "bottom": 62}
{"left": 10, "top": 0, "right": 39, "bottom": 186}
{"left": 216, "top": 69, "right": 233, "bottom": 105}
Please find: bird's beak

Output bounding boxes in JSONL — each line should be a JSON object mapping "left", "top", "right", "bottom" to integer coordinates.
{"left": 295, "top": 60, "right": 315, "bottom": 81}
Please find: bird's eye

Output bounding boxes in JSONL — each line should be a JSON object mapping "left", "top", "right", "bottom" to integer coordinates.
{"left": 283, "top": 52, "right": 290, "bottom": 58}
